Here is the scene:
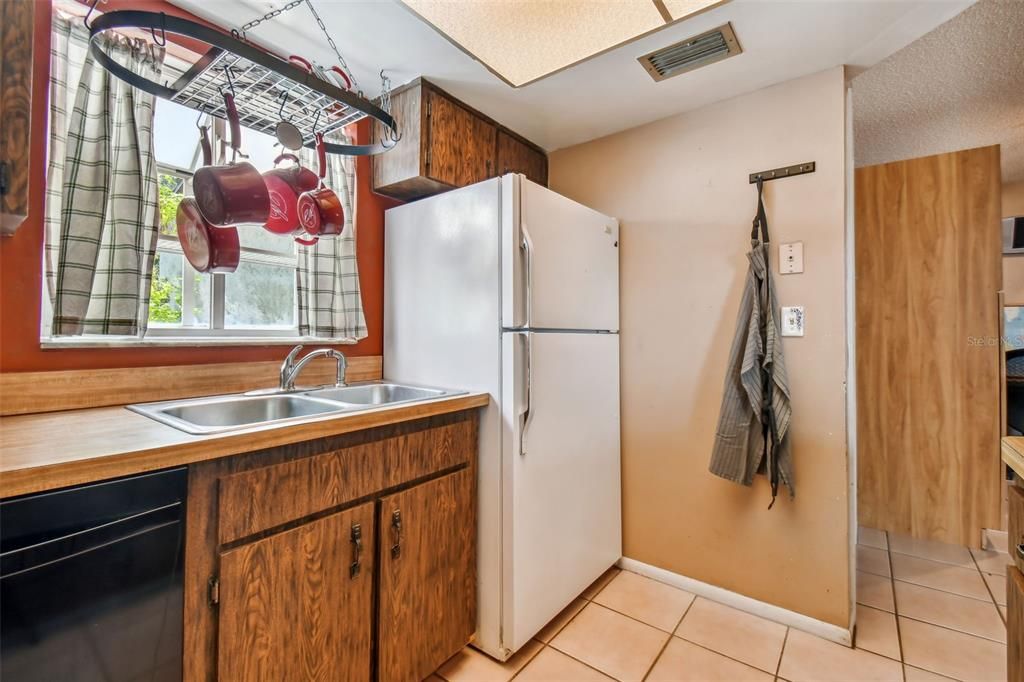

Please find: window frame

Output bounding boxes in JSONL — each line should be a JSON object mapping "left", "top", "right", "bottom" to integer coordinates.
{"left": 147, "top": 155, "right": 302, "bottom": 339}
{"left": 37, "top": 38, "right": 357, "bottom": 347}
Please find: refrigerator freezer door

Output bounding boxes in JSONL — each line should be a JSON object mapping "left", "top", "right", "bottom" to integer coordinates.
{"left": 501, "top": 331, "right": 622, "bottom": 652}
{"left": 502, "top": 175, "right": 619, "bottom": 332}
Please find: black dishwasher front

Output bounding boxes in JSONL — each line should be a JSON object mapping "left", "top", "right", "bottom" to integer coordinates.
{"left": 1, "top": 467, "right": 187, "bottom": 682}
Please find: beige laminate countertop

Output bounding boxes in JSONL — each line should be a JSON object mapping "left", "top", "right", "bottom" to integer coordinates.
{"left": 1002, "top": 437, "right": 1024, "bottom": 479}
{"left": 0, "top": 392, "right": 489, "bottom": 499}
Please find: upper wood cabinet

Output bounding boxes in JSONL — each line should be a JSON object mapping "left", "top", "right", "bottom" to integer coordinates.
{"left": 497, "top": 130, "right": 548, "bottom": 186}
{"left": 217, "top": 503, "right": 375, "bottom": 682}
{"left": 426, "top": 89, "right": 496, "bottom": 188}
{"left": 372, "top": 78, "right": 547, "bottom": 201}
{"left": 378, "top": 469, "right": 476, "bottom": 682}
{"left": 0, "top": 0, "right": 34, "bottom": 235}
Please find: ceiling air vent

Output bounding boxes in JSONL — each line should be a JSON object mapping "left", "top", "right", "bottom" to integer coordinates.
{"left": 638, "top": 23, "right": 742, "bottom": 82}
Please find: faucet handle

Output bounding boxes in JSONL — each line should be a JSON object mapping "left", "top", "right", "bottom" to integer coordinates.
{"left": 280, "top": 344, "right": 304, "bottom": 390}
{"left": 284, "top": 344, "right": 304, "bottom": 366}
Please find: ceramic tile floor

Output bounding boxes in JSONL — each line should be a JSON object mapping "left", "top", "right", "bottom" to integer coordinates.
{"left": 432, "top": 527, "right": 1010, "bottom": 682}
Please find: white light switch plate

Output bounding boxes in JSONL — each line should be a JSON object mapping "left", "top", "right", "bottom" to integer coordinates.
{"left": 781, "top": 306, "right": 804, "bottom": 337}
{"left": 779, "top": 242, "right": 803, "bottom": 274}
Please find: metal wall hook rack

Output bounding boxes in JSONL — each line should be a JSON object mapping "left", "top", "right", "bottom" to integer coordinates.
{"left": 87, "top": 10, "right": 399, "bottom": 156}
{"left": 749, "top": 162, "right": 815, "bottom": 184}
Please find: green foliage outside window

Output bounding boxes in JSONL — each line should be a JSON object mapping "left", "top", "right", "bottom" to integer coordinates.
{"left": 149, "top": 253, "right": 183, "bottom": 323}
{"left": 158, "top": 174, "right": 184, "bottom": 236}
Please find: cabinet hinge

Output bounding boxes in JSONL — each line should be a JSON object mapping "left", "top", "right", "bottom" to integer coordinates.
{"left": 425, "top": 147, "right": 431, "bottom": 170}
{"left": 0, "top": 161, "right": 9, "bottom": 197}
{"left": 207, "top": 576, "right": 220, "bottom": 606}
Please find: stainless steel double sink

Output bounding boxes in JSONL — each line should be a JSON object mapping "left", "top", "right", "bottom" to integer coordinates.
{"left": 127, "top": 383, "right": 462, "bottom": 435}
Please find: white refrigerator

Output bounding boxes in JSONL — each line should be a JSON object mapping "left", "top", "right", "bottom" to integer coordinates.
{"left": 384, "top": 174, "right": 621, "bottom": 661}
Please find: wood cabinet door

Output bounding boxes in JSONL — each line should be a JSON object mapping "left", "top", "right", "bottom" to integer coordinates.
{"left": 217, "top": 502, "right": 375, "bottom": 682}
{"left": 496, "top": 131, "right": 548, "bottom": 186}
{"left": 426, "top": 90, "right": 496, "bottom": 188}
{"left": 1010, "top": 484, "right": 1024, "bottom": 573}
{"left": 1009, "top": 566, "right": 1023, "bottom": 682}
{"left": 378, "top": 468, "right": 476, "bottom": 681}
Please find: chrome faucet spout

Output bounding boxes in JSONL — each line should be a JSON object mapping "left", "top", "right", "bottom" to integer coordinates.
{"left": 279, "top": 346, "right": 348, "bottom": 391}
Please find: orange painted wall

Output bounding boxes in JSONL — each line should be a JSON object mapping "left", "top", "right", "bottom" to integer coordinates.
{"left": 0, "top": 1, "right": 400, "bottom": 372}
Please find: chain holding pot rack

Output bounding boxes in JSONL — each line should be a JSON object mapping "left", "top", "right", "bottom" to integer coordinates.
{"left": 85, "top": 6, "right": 399, "bottom": 156}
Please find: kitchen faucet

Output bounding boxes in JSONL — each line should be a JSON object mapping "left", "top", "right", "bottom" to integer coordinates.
{"left": 279, "top": 345, "right": 347, "bottom": 391}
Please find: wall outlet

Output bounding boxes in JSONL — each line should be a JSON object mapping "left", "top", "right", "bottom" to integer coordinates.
{"left": 779, "top": 242, "right": 804, "bottom": 274}
{"left": 781, "top": 306, "right": 804, "bottom": 337}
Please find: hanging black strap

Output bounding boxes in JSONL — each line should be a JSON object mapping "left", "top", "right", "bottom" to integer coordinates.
{"left": 750, "top": 177, "right": 771, "bottom": 244}
{"left": 752, "top": 177, "right": 780, "bottom": 508}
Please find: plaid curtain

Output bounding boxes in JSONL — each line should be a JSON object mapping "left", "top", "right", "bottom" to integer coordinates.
{"left": 296, "top": 135, "right": 367, "bottom": 340}
{"left": 46, "top": 15, "right": 164, "bottom": 336}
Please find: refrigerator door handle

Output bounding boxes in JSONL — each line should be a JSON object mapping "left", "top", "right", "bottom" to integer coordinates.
{"left": 520, "top": 223, "right": 534, "bottom": 328}
{"left": 518, "top": 330, "right": 533, "bottom": 456}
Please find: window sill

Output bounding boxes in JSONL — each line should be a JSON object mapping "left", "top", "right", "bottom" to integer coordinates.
{"left": 40, "top": 336, "right": 360, "bottom": 349}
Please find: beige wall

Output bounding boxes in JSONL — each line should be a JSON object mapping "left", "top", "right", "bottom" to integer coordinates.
{"left": 1003, "top": 181, "right": 1024, "bottom": 304}
{"left": 549, "top": 67, "right": 850, "bottom": 627}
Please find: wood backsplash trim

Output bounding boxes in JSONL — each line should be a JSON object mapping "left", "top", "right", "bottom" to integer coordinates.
{"left": 0, "top": 355, "right": 383, "bottom": 416}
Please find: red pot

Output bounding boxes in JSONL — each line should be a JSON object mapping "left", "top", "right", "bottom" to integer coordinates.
{"left": 297, "top": 187, "right": 344, "bottom": 237}
{"left": 262, "top": 153, "right": 320, "bottom": 235}
{"left": 296, "top": 132, "right": 344, "bottom": 238}
{"left": 193, "top": 91, "right": 269, "bottom": 226}
{"left": 176, "top": 197, "right": 240, "bottom": 273}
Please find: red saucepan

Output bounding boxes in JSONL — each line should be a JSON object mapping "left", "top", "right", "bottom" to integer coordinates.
{"left": 262, "top": 153, "right": 320, "bottom": 235}
{"left": 176, "top": 198, "right": 240, "bottom": 273}
{"left": 193, "top": 90, "right": 269, "bottom": 226}
{"left": 297, "top": 132, "right": 345, "bottom": 240}
{"left": 177, "top": 125, "right": 240, "bottom": 273}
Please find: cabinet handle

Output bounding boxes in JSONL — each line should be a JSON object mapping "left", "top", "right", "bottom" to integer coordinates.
{"left": 391, "top": 510, "right": 402, "bottom": 560}
{"left": 350, "top": 523, "right": 363, "bottom": 578}
{"left": 1017, "top": 543, "right": 1024, "bottom": 561}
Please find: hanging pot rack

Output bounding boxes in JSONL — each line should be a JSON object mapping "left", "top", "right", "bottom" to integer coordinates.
{"left": 86, "top": 10, "right": 399, "bottom": 156}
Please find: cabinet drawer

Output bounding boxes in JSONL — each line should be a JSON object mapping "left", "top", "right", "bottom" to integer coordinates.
{"left": 381, "top": 415, "right": 476, "bottom": 490}
{"left": 218, "top": 440, "right": 381, "bottom": 545}
{"left": 218, "top": 417, "right": 475, "bottom": 544}
{"left": 1009, "top": 566, "right": 1023, "bottom": 682}
{"left": 1011, "top": 483, "right": 1024, "bottom": 573}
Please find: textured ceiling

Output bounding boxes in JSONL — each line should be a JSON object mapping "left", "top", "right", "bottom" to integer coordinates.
{"left": 852, "top": 0, "right": 1024, "bottom": 182}
{"left": 169, "top": 0, "right": 971, "bottom": 151}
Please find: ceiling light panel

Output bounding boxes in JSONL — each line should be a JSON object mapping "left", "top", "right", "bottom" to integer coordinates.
{"left": 662, "top": 0, "right": 724, "bottom": 21}
{"left": 401, "top": 0, "right": 721, "bottom": 87}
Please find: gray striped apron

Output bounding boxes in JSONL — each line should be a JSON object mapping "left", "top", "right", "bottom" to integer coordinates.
{"left": 709, "top": 179, "right": 794, "bottom": 504}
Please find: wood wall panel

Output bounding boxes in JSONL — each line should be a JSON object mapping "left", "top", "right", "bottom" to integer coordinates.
{"left": 0, "top": 355, "right": 382, "bottom": 415}
{"left": 0, "top": 0, "right": 33, "bottom": 234}
{"left": 855, "top": 145, "right": 1002, "bottom": 547}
